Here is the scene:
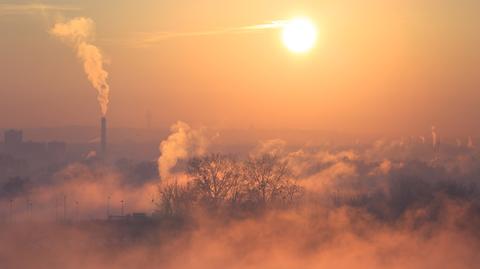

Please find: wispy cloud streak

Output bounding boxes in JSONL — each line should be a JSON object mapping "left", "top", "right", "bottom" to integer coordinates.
{"left": 129, "top": 20, "right": 288, "bottom": 48}
{"left": 0, "top": 3, "right": 80, "bottom": 15}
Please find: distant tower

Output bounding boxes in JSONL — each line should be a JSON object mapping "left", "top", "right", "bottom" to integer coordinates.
{"left": 101, "top": 117, "right": 107, "bottom": 158}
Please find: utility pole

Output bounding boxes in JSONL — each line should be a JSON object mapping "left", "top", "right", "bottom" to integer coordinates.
{"left": 9, "top": 199, "right": 14, "bottom": 224}
{"left": 26, "top": 198, "right": 32, "bottom": 222}
{"left": 55, "top": 197, "right": 58, "bottom": 222}
{"left": 29, "top": 201, "right": 33, "bottom": 222}
{"left": 63, "top": 194, "right": 67, "bottom": 222}
{"left": 106, "top": 196, "right": 111, "bottom": 219}
{"left": 151, "top": 195, "right": 155, "bottom": 214}
{"left": 75, "top": 201, "right": 79, "bottom": 222}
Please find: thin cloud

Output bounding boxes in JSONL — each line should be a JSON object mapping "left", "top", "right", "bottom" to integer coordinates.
{"left": 127, "top": 20, "right": 288, "bottom": 48}
{"left": 0, "top": 3, "right": 80, "bottom": 15}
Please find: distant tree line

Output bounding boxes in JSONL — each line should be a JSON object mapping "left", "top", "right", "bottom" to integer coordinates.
{"left": 156, "top": 154, "right": 480, "bottom": 225}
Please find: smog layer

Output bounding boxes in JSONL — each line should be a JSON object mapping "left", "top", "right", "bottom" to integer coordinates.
{"left": 1, "top": 123, "right": 480, "bottom": 269}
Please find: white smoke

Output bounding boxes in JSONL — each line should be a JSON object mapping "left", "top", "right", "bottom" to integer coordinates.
{"left": 468, "top": 136, "right": 475, "bottom": 149}
{"left": 432, "top": 126, "right": 438, "bottom": 151}
{"left": 158, "top": 121, "right": 209, "bottom": 182}
{"left": 251, "top": 139, "right": 287, "bottom": 158}
{"left": 50, "top": 17, "right": 110, "bottom": 116}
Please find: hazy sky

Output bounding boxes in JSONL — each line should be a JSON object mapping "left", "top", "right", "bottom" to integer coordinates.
{"left": 1, "top": 0, "right": 479, "bottom": 136}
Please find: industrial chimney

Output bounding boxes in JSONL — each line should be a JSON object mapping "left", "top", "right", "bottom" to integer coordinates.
{"left": 101, "top": 117, "right": 107, "bottom": 158}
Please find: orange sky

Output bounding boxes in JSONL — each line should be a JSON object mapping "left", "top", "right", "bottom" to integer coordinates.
{"left": 0, "top": 0, "right": 479, "bottom": 136}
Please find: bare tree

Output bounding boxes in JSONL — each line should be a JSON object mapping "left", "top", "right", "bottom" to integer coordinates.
{"left": 158, "top": 181, "right": 195, "bottom": 217}
{"left": 157, "top": 153, "right": 303, "bottom": 219}
{"left": 188, "top": 154, "right": 241, "bottom": 209}
{"left": 242, "top": 154, "right": 299, "bottom": 207}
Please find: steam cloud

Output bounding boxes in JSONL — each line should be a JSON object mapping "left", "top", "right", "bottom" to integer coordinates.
{"left": 50, "top": 17, "right": 110, "bottom": 116}
{"left": 251, "top": 138, "right": 287, "bottom": 157}
{"left": 468, "top": 136, "right": 474, "bottom": 148}
{"left": 158, "top": 121, "right": 209, "bottom": 182}
{"left": 432, "top": 126, "right": 438, "bottom": 151}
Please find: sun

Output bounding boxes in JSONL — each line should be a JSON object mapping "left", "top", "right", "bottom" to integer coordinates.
{"left": 282, "top": 17, "right": 317, "bottom": 53}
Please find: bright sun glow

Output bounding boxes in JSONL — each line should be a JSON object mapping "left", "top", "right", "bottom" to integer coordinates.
{"left": 282, "top": 17, "right": 317, "bottom": 53}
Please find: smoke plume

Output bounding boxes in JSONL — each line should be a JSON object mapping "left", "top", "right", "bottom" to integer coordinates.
{"left": 50, "top": 17, "right": 110, "bottom": 116}
{"left": 158, "top": 121, "right": 209, "bottom": 182}
{"left": 468, "top": 136, "right": 474, "bottom": 149}
{"left": 432, "top": 126, "right": 438, "bottom": 151}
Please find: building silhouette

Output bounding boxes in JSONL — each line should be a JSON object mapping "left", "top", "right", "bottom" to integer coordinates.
{"left": 4, "top": 130, "right": 23, "bottom": 154}
{"left": 2, "top": 129, "right": 67, "bottom": 162}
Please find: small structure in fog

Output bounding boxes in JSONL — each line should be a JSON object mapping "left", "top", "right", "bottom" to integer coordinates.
{"left": 108, "top": 212, "right": 149, "bottom": 222}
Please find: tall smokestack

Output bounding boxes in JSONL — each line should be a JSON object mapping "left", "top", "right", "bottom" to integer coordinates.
{"left": 101, "top": 117, "right": 107, "bottom": 158}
